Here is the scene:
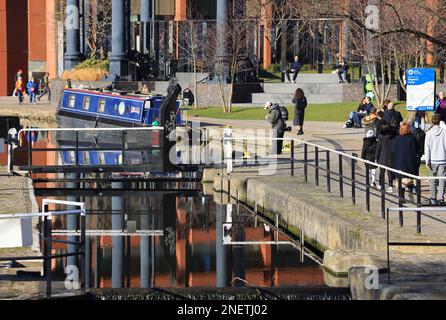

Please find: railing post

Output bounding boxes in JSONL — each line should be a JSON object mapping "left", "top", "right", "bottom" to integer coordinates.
{"left": 380, "top": 170, "right": 386, "bottom": 219}
{"left": 304, "top": 144, "right": 308, "bottom": 183}
{"left": 75, "top": 131, "right": 79, "bottom": 167}
{"left": 351, "top": 154, "right": 357, "bottom": 205}
{"left": 27, "top": 137, "right": 33, "bottom": 168}
{"left": 386, "top": 208, "right": 391, "bottom": 284}
{"left": 80, "top": 210, "right": 86, "bottom": 291}
{"left": 339, "top": 154, "right": 344, "bottom": 198}
{"left": 365, "top": 166, "right": 370, "bottom": 212}
{"left": 122, "top": 130, "right": 127, "bottom": 165}
{"left": 326, "top": 151, "right": 331, "bottom": 193}
{"left": 45, "top": 213, "right": 52, "bottom": 298}
{"left": 398, "top": 177, "right": 404, "bottom": 227}
{"left": 291, "top": 140, "right": 295, "bottom": 177}
{"left": 416, "top": 179, "right": 422, "bottom": 234}
{"left": 315, "top": 147, "right": 319, "bottom": 187}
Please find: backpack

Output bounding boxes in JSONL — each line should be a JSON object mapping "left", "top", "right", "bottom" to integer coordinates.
{"left": 389, "top": 112, "right": 400, "bottom": 129}
{"left": 413, "top": 127, "right": 426, "bottom": 156}
{"left": 278, "top": 106, "right": 289, "bottom": 121}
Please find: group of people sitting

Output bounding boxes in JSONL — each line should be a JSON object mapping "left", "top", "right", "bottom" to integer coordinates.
{"left": 348, "top": 94, "right": 446, "bottom": 205}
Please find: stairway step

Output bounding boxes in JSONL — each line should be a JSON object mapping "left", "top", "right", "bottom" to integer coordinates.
{"left": 252, "top": 93, "right": 344, "bottom": 104}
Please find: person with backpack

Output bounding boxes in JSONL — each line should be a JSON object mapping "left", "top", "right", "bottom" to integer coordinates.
{"left": 265, "top": 101, "right": 287, "bottom": 155}
{"left": 424, "top": 114, "right": 446, "bottom": 205}
{"left": 26, "top": 77, "right": 39, "bottom": 105}
{"left": 292, "top": 88, "right": 307, "bottom": 135}
{"left": 384, "top": 102, "right": 403, "bottom": 134}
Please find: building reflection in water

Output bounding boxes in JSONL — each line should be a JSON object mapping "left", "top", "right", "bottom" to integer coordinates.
{"left": 40, "top": 189, "right": 325, "bottom": 289}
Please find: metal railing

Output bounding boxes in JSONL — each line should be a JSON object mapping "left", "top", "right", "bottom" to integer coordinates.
{"left": 0, "top": 199, "right": 86, "bottom": 298}
{"left": 220, "top": 135, "right": 446, "bottom": 235}
{"left": 386, "top": 207, "right": 446, "bottom": 283}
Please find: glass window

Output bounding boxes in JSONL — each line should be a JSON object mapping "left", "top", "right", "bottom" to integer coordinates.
{"left": 98, "top": 99, "right": 106, "bottom": 113}
{"left": 68, "top": 95, "right": 76, "bottom": 108}
{"left": 83, "top": 96, "right": 91, "bottom": 111}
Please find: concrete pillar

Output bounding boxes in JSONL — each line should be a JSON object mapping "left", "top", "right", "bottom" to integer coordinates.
{"left": 140, "top": 206, "right": 150, "bottom": 288}
{"left": 64, "top": 0, "right": 83, "bottom": 70}
{"left": 111, "top": 182, "right": 124, "bottom": 288}
{"left": 215, "top": 0, "right": 229, "bottom": 82}
{"left": 109, "top": 0, "right": 128, "bottom": 80}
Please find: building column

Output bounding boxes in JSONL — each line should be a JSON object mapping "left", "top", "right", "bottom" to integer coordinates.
{"left": 64, "top": 0, "right": 83, "bottom": 70}
{"left": 46, "top": 0, "right": 58, "bottom": 78}
{"left": 141, "top": 0, "right": 150, "bottom": 54}
{"left": 111, "top": 182, "right": 124, "bottom": 289}
{"left": 109, "top": 0, "right": 128, "bottom": 80}
{"left": 261, "top": 0, "right": 272, "bottom": 70}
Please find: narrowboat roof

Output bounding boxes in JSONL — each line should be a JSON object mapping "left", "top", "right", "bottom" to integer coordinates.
{"left": 64, "top": 88, "right": 165, "bottom": 102}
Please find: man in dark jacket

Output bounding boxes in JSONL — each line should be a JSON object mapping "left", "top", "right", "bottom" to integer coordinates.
{"left": 265, "top": 101, "right": 286, "bottom": 155}
{"left": 384, "top": 102, "right": 403, "bottom": 133}
{"left": 285, "top": 55, "right": 302, "bottom": 84}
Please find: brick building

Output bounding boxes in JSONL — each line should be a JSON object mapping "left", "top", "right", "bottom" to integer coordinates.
{"left": 0, "top": 0, "right": 58, "bottom": 96}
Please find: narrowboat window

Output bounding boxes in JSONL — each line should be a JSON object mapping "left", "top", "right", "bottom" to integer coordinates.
{"left": 68, "top": 95, "right": 76, "bottom": 108}
{"left": 83, "top": 96, "right": 91, "bottom": 111}
{"left": 144, "top": 101, "right": 151, "bottom": 109}
{"left": 98, "top": 99, "right": 106, "bottom": 113}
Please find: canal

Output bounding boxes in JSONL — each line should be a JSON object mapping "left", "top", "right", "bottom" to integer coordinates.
{"left": 4, "top": 124, "right": 350, "bottom": 299}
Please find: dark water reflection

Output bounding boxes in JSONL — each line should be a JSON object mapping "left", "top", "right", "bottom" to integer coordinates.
{"left": 40, "top": 189, "right": 325, "bottom": 289}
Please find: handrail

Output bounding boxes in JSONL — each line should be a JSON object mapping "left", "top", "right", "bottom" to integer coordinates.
{"left": 222, "top": 136, "right": 446, "bottom": 181}
{"left": 0, "top": 210, "right": 83, "bottom": 220}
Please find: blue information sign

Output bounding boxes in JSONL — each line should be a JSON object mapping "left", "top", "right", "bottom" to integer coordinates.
{"left": 406, "top": 68, "right": 436, "bottom": 111}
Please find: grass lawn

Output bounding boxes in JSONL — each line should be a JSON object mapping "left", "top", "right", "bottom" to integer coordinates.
{"left": 188, "top": 102, "right": 409, "bottom": 122}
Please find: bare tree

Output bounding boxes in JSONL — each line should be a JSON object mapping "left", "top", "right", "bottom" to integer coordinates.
{"left": 86, "top": 0, "right": 112, "bottom": 55}
{"left": 177, "top": 3, "right": 206, "bottom": 109}
{"left": 205, "top": 1, "right": 253, "bottom": 113}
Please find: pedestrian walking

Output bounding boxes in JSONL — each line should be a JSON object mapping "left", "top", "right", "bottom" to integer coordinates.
{"left": 292, "top": 88, "right": 307, "bottom": 136}
{"left": 375, "top": 123, "right": 398, "bottom": 192}
{"left": 26, "top": 77, "right": 39, "bottom": 105}
{"left": 391, "top": 123, "right": 421, "bottom": 201}
{"left": 38, "top": 72, "right": 51, "bottom": 101}
{"left": 424, "top": 114, "right": 446, "bottom": 205}
{"left": 15, "top": 76, "right": 25, "bottom": 105}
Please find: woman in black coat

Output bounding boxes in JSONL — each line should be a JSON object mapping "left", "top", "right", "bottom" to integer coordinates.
{"left": 391, "top": 123, "right": 421, "bottom": 197}
{"left": 375, "top": 123, "right": 397, "bottom": 191}
{"left": 293, "top": 88, "right": 307, "bottom": 135}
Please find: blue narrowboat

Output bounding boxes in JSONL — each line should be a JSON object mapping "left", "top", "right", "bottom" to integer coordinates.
{"left": 58, "top": 88, "right": 183, "bottom": 127}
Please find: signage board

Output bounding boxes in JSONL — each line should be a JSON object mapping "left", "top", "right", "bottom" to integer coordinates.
{"left": 406, "top": 68, "right": 436, "bottom": 111}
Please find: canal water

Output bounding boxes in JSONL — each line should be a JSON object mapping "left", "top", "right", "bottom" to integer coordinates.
{"left": 1, "top": 124, "right": 350, "bottom": 299}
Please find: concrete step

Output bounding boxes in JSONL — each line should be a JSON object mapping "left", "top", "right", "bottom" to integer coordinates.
{"left": 281, "top": 73, "right": 340, "bottom": 83}
{"left": 261, "top": 83, "right": 343, "bottom": 94}
{"left": 251, "top": 93, "right": 344, "bottom": 104}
